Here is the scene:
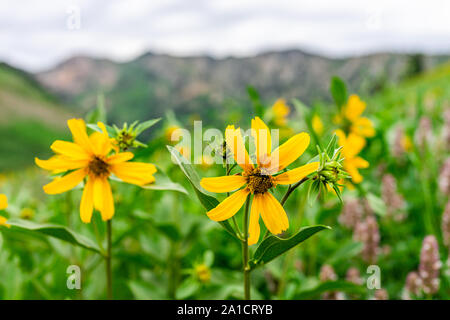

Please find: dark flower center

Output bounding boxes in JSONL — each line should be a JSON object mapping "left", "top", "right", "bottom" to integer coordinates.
{"left": 245, "top": 167, "right": 274, "bottom": 194}
{"left": 88, "top": 156, "right": 110, "bottom": 178}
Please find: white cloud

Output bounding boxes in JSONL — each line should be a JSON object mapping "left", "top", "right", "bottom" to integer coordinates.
{"left": 0, "top": 0, "right": 449, "bottom": 71}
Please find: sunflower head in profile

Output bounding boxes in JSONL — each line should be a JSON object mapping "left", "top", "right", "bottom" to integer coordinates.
{"left": 35, "top": 119, "right": 156, "bottom": 223}
{"left": 200, "top": 117, "right": 319, "bottom": 245}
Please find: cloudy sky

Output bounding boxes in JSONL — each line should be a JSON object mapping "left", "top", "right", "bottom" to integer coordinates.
{"left": 1, "top": 0, "right": 449, "bottom": 72}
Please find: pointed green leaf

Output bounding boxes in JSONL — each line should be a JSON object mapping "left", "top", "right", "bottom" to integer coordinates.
{"left": 330, "top": 76, "right": 347, "bottom": 109}
{"left": 135, "top": 118, "right": 161, "bottom": 136}
{"left": 6, "top": 219, "right": 102, "bottom": 254}
{"left": 141, "top": 168, "right": 188, "bottom": 194}
{"left": 294, "top": 280, "right": 365, "bottom": 299}
{"left": 167, "top": 145, "right": 238, "bottom": 238}
{"left": 249, "top": 225, "right": 330, "bottom": 269}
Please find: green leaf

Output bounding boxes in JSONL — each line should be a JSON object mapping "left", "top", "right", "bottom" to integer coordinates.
{"left": 153, "top": 222, "right": 182, "bottom": 242}
{"left": 307, "top": 180, "right": 321, "bottom": 207}
{"left": 135, "top": 118, "right": 161, "bottom": 136}
{"left": 330, "top": 76, "right": 347, "bottom": 109}
{"left": 325, "top": 241, "right": 363, "bottom": 264}
{"left": 249, "top": 225, "right": 330, "bottom": 269}
{"left": 86, "top": 123, "right": 116, "bottom": 136}
{"left": 294, "top": 280, "right": 365, "bottom": 299}
{"left": 86, "top": 94, "right": 107, "bottom": 123}
{"left": 167, "top": 145, "right": 237, "bottom": 238}
{"left": 6, "top": 219, "right": 102, "bottom": 254}
{"left": 366, "top": 193, "right": 386, "bottom": 216}
{"left": 247, "top": 86, "right": 265, "bottom": 117}
{"left": 141, "top": 168, "right": 188, "bottom": 194}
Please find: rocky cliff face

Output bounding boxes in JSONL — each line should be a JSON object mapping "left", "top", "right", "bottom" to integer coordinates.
{"left": 35, "top": 50, "right": 449, "bottom": 123}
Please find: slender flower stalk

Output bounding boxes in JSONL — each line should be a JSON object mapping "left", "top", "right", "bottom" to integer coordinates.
{"left": 354, "top": 216, "right": 380, "bottom": 264}
{"left": 319, "top": 264, "right": 343, "bottom": 300}
{"left": 381, "top": 174, "right": 406, "bottom": 221}
{"left": 439, "top": 158, "right": 450, "bottom": 196}
{"left": 419, "top": 235, "right": 441, "bottom": 296}
{"left": 442, "top": 201, "right": 450, "bottom": 248}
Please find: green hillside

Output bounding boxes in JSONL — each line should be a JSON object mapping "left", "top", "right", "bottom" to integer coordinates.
{"left": 0, "top": 63, "right": 73, "bottom": 170}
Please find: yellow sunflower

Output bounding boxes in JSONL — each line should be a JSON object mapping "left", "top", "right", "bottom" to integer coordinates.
{"left": 36, "top": 119, "right": 156, "bottom": 223}
{"left": 335, "top": 94, "right": 375, "bottom": 138}
{"left": 335, "top": 129, "right": 369, "bottom": 184}
{"left": 200, "top": 117, "right": 319, "bottom": 245}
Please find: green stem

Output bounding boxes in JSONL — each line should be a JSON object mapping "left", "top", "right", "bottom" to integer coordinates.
{"left": 242, "top": 196, "right": 251, "bottom": 300}
{"left": 106, "top": 219, "right": 113, "bottom": 300}
{"left": 280, "top": 177, "right": 309, "bottom": 206}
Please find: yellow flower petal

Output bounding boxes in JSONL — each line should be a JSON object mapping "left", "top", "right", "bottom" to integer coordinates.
{"left": 93, "top": 178, "right": 114, "bottom": 221}
{"left": 312, "top": 114, "right": 324, "bottom": 135}
{"left": 67, "top": 118, "right": 93, "bottom": 153}
{"left": 260, "top": 192, "right": 289, "bottom": 235}
{"left": 268, "top": 132, "right": 310, "bottom": 173}
{"left": 344, "top": 133, "right": 366, "bottom": 158}
{"left": 274, "top": 162, "right": 320, "bottom": 185}
{"left": 200, "top": 175, "right": 247, "bottom": 193}
{"left": 80, "top": 176, "right": 94, "bottom": 223}
{"left": 206, "top": 188, "right": 249, "bottom": 221}
{"left": 352, "top": 117, "right": 375, "bottom": 138}
{"left": 50, "top": 140, "right": 90, "bottom": 160}
{"left": 0, "top": 215, "right": 10, "bottom": 228}
{"left": 352, "top": 157, "right": 369, "bottom": 169}
{"left": 0, "top": 194, "right": 7, "bottom": 210}
{"left": 111, "top": 162, "right": 156, "bottom": 186}
{"left": 251, "top": 116, "right": 271, "bottom": 165}
{"left": 89, "top": 132, "right": 112, "bottom": 157}
{"left": 225, "top": 126, "right": 254, "bottom": 172}
{"left": 107, "top": 152, "right": 134, "bottom": 164}
{"left": 35, "top": 156, "right": 89, "bottom": 172}
{"left": 345, "top": 94, "right": 366, "bottom": 122}
{"left": 43, "top": 168, "right": 86, "bottom": 195}
{"left": 248, "top": 194, "right": 261, "bottom": 246}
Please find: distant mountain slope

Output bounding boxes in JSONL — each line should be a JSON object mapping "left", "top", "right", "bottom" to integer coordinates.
{"left": 36, "top": 50, "right": 449, "bottom": 125}
{"left": 0, "top": 63, "right": 74, "bottom": 170}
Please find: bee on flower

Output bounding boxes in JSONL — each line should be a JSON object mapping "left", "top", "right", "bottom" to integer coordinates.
{"left": 200, "top": 117, "right": 319, "bottom": 245}
{"left": 335, "top": 94, "right": 375, "bottom": 138}
{"left": 35, "top": 119, "right": 157, "bottom": 223}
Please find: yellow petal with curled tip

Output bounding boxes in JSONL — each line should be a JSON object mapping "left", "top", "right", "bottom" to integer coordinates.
{"left": 268, "top": 132, "right": 310, "bottom": 173}
{"left": 107, "top": 152, "right": 134, "bottom": 164}
{"left": 274, "top": 162, "right": 319, "bottom": 185}
{"left": 93, "top": 178, "right": 114, "bottom": 221}
{"left": 206, "top": 188, "right": 249, "bottom": 221}
{"left": 248, "top": 194, "right": 262, "bottom": 246}
{"left": 251, "top": 116, "right": 271, "bottom": 165}
{"left": 67, "top": 119, "right": 93, "bottom": 154}
{"left": 110, "top": 162, "right": 156, "bottom": 186}
{"left": 200, "top": 175, "right": 247, "bottom": 193}
{"left": 225, "top": 126, "right": 253, "bottom": 172}
{"left": 43, "top": 169, "right": 86, "bottom": 195}
{"left": 260, "top": 192, "right": 289, "bottom": 235}
{"left": 80, "top": 176, "right": 94, "bottom": 223}
{"left": 50, "top": 140, "right": 90, "bottom": 160}
{"left": 35, "top": 156, "right": 89, "bottom": 172}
